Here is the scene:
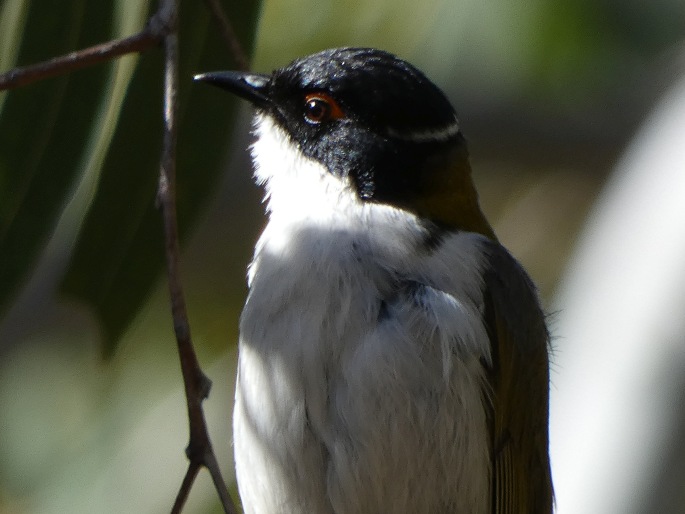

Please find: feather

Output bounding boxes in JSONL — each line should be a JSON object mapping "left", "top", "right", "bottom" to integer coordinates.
{"left": 481, "top": 240, "right": 554, "bottom": 514}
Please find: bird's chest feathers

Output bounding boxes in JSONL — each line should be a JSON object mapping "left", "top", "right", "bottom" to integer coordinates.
{"left": 241, "top": 217, "right": 396, "bottom": 358}
{"left": 240, "top": 209, "right": 491, "bottom": 379}
{"left": 237, "top": 215, "right": 493, "bottom": 513}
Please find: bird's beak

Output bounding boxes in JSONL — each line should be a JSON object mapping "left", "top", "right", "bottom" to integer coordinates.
{"left": 193, "top": 71, "right": 271, "bottom": 108}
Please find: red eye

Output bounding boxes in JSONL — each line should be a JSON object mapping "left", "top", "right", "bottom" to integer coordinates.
{"left": 303, "top": 92, "right": 345, "bottom": 123}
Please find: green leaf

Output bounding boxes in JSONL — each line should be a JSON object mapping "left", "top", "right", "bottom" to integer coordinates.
{"left": 62, "top": 0, "right": 260, "bottom": 354}
{"left": 0, "top": 0, "right": 110, "bottom": 317}
{"left": 0, "top": 0, "right": 261, "bottom": 353}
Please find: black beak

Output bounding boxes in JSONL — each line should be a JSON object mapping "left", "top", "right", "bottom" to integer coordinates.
{"left": 193, "top": 71, "right": 271, "bottom": 108}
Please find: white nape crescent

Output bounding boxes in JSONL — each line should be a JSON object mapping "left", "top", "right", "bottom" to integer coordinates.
{"left": 387, "top": 117, "right": 460, "bottom": 143}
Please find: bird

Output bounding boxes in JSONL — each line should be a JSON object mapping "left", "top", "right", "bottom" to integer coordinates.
{"left": 195, "top": 47, "right": 553, "bottom": 514}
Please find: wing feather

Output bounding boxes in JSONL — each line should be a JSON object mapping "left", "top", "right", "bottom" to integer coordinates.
{"left": 480, "top": 240, "right": 554, "bottom": 514}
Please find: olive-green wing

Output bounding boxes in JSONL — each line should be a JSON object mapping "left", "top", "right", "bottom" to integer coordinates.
{"left": 481, "top": 241, "right": 554, "bottom": 514}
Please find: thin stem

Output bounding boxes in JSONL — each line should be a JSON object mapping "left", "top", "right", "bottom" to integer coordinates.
{"left": 0, "top": 8, "right": 171, "bottom": 90}
{"left": 206, "top": 451, "right": 239, "bottom": 513}
{"left": 171, "top": 463, "right": 202, "bottom": 514}
{"left": 155, "top": 0, "right": 238, "bottom": 512}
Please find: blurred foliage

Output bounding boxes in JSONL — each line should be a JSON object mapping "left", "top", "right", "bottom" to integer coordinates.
{"left": 255, "top": 0, "right": 684, "bottom": 99}
{"left": 0, "top": 0, "right": 684, "bottom": 512}
{"left": 0, "top": 0, "right": 261, "bottom": 353}
{"left": 0, "top": 0, "right": 111, "bottom": 336}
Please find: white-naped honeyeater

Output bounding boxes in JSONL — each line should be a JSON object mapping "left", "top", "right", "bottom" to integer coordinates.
{"left": 195, "top": 47, "right": 553, "bottom": 514}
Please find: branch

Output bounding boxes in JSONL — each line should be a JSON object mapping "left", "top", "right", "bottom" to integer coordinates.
{"left": 1, "top": 0, "right": 243, "bottom": 510}
{"left": 202, "top": 0, "right": 251, "bottom": 71}
{"left": 155, "top": 1, "right": 238, "bottom": 513}
{"left": 0, "top": 7, "right": 172, "bottom": 91}
{"left": 171, "top": 462, "right": 202, "bottom": 512}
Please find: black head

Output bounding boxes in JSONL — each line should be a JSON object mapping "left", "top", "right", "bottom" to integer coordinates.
{"left": 196, "top": 48, "right": 492, "bottom": 235}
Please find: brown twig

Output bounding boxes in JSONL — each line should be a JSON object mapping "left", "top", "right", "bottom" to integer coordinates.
{"left": 154, "top": 1, "right": 238, "bottom": 513}
{"left": 1, "top": 0, "right": 243, "bottom": 510}
{"left": 0, "top": 8, "right": 172, "bottom": 91}
{"left": 202, "top": 0, "right": 251, "bottom": 70}
{"left": 172, "top": 462, "right": 202, "bottom": 512}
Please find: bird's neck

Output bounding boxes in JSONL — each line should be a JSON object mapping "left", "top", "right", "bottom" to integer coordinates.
{"left": 407, "top": 142, "right": 497, "bottom": 241}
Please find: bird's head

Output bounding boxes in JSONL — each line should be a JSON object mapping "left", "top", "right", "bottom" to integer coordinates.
{"left": 195, "top": 47, "right": 494, "bottom": 239}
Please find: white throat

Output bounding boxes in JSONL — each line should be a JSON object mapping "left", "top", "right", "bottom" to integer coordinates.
{"left": 251, "top": 114, "right": 360, "bottom": 222}
{"left": 248, "top": 113, "right": 433, "bottom": 272}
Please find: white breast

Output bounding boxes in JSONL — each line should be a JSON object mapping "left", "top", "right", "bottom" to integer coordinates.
{"left": 233, "top": 115, "right": 493, "bottom": 514}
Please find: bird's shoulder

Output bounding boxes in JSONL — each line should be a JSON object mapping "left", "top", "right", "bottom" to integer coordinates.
{"left": 410, "top": 231, "right": 549, "bottom": 350}
{"left": 404, "top": 232, "right": 553, "bottom": 513}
